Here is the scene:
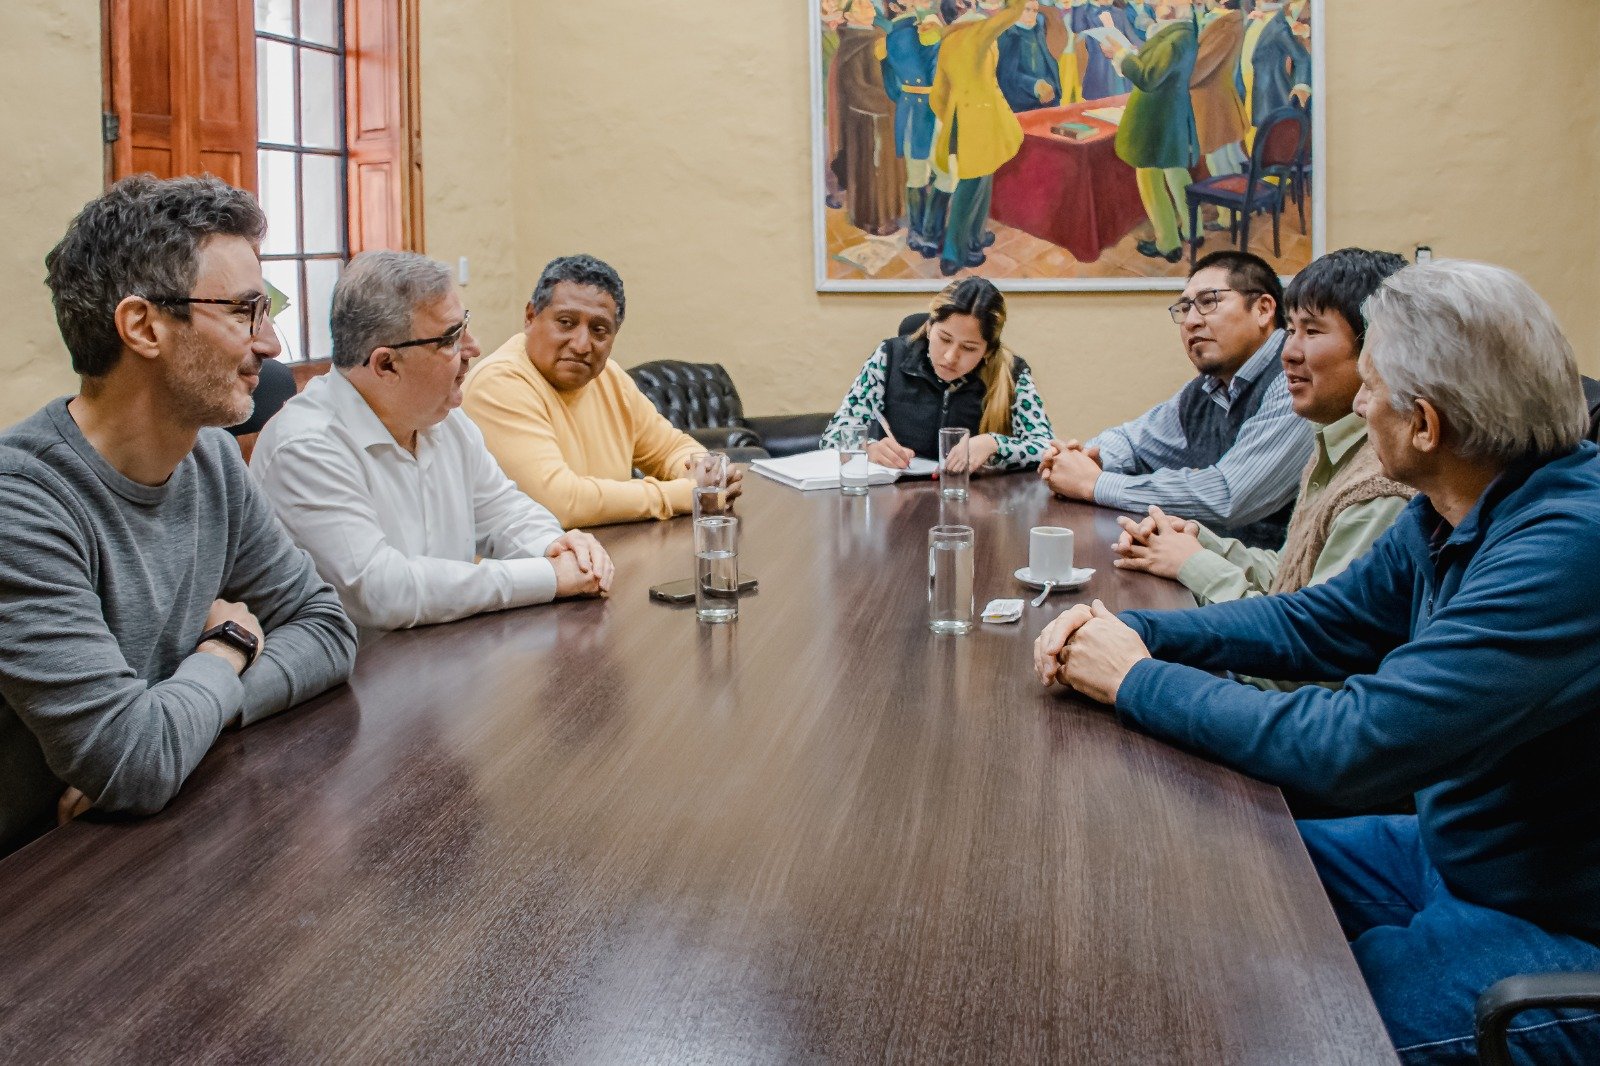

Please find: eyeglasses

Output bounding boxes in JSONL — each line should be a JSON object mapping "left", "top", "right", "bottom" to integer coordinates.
{"left": 149, "top": 293, "right": 272, "bottom": 335}
{"left": 1167, "top": 288, "right": 1265, "bottom": 324}
{"left": 367, "top": 310, "right": 472, "bottom": 364}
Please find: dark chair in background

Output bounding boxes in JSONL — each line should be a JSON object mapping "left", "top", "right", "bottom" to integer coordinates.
{"left": 228, "top": 357, "right": 297, "bottom": 437}
{"left": 628, "top": 360, "right": 832, "bottom": 461}
{"left": 1583, "top": 375, "right": 1600, "bottom": 444}
{"left": 227, "top": 356, "right": 298, "bottom": 462}
{"left": 1475, "top": 972, "right": 1600, "bottom": 1065}
{"left": 1186, "top": 105, "right": 1310, "bottom": 266}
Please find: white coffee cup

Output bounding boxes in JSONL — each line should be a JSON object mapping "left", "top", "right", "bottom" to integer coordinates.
{"left": 1029, "top": 526, "right": 1075, "bottom": 582}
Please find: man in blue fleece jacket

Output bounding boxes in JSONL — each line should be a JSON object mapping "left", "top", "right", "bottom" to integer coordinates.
{"left": 1034, "top": 260, "right": 1600, "bottom": 1064}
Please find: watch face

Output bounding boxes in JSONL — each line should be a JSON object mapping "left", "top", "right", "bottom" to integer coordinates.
{"left": 217, "top": 621, "right": 259, "bottom": 662}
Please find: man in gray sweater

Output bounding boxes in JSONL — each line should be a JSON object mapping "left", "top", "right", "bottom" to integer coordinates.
{"left": 0, "top": 175, "right": 357, "bottom": 854}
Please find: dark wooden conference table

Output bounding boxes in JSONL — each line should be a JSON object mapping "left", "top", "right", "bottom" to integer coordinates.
{"left": 0, "top": 472, "right": 1396, "bottom": 1064}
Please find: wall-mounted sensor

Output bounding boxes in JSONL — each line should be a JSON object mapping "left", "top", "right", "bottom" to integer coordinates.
{"left": 1415, "top": 245, "right": 1433, "bottom": 265}
{"left": 458, "top": 257, "right": 470, "bottom": 286}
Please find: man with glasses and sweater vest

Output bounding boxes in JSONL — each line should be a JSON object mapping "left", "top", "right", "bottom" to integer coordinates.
{"left": 1041, "top": 250, "right": 1314, "bottom": 549}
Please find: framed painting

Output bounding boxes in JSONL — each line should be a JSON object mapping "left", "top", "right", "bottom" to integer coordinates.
{"left": 811, "top": 0, "right": 1326, "bottom": 291}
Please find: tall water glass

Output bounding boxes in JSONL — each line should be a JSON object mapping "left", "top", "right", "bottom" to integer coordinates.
{"left": 927, "top": 524, "right": 975, "bottom": 634}
{"left": 939, "top": 426, "right": 970, "bottom": 502}
{"left": 690, "top": 451, "right": 730, "bottom": 520}
{"left": 695, "top": 515, "right": 740, "bottom": 623}
{"left": 838, "top": 423, "right": 870, "bottom": 495}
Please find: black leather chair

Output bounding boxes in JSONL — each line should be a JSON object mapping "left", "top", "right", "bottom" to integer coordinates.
{"left": 1475, "top": 972, "right": 1600, "bottom": 1065}
{"left": 227, "top": 356, "right": 297, "bottom": 437}
{"left": 1583, "top": 376, "right": 1600, "bottom": 444}
{"left": 627, "top": 360, "right": 832, "bottom": 461}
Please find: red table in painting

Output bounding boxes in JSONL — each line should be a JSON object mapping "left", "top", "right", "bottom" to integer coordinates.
{"left": 990, "top": 94, "right": 1149, "bottom": 264}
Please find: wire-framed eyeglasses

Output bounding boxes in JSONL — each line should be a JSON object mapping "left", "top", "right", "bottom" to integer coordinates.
{"left": 1167, "top": 288, "right": 1265, "bottom": 324}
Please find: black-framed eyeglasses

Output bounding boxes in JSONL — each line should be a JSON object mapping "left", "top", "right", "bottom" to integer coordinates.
{"left": 1167, "top": 288, "right": 1265, "bottom": 324}
{"left": 149, "top": 293, "right": 272, "bottom": 335}
{"left": 366, "top": 310, "right": 472, "bottom": 365}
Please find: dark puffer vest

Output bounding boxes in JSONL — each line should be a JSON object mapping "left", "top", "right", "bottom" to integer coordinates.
{"left": 878, "top": 334, "right": 1028, "bottom": 461}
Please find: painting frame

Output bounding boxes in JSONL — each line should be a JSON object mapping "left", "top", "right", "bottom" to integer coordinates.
{"left": 810, "top": 0, "right": 1327, "bottom": 292}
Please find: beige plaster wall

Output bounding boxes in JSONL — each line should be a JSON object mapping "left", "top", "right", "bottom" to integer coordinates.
{"left": 416, "top": 0, "right": 526, "bottom": 356}
{"left": 0, "top": 1, "right": 1594, "bottom": 431}
{"left": 0, "top": 3, "right": 104, "bottom": 421}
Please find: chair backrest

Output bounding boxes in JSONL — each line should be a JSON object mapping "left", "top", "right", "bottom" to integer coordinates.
{"left": 898, "top": 311, "right": 930, "bottom": 337}
{"left": 627, "top": 360, "right": 747, "bottom": 430}
{"left": 1583, "top": 376, "right": 1600, "bottom": 445}
{"left": 1254, "top": 106, "right": 1309, "bottom": 173}
{"left": 227, "top": 356, "right": 298, "bottom": 437}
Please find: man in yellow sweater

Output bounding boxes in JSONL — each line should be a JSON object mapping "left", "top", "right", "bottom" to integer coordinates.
{"left": 462, "top": 255, "right": 741, "bottom": 526}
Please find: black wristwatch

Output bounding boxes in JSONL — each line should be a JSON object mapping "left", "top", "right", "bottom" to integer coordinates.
{"left": 198, "top": 621, "right": 260, "bottom": 669}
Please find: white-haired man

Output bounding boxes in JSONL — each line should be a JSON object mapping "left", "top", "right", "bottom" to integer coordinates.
{"left": 1034, "top": 260, "right": 1600, "bottom": 1062}
{"left": 252, "top": 251, "right": 614, "bottom": 630}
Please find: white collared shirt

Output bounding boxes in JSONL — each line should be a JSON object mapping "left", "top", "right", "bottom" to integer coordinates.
{"left": 252, "top": 370, "right": 564, "bottom": 630}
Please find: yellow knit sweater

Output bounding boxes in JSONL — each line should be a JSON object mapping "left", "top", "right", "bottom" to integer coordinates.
{"left": 461, "top": 333, "right": 700, "bottom": 526}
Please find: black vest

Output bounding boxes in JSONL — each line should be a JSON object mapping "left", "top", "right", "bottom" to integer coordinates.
{"left": 879, "top": 335, "right": 1028, "bottom": 461}
{"left": 1173, "top": 360, "right": 1294, "bottom": 549}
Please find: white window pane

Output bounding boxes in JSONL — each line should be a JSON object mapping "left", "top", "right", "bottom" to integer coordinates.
{"left": 262, "top": 261, "right": 303, "bottom": 362}
{"left": 304, "top": 260, "right": 342, "bottom": 362}
{"left": 301, "top": 154, "right": 344, "bottom": 254}
{"left": 299, "top": 0, "right": 337, "bottom": 46}
{"left": 258, "top": 150, "right": 300, "bottom": 255}
{"left": 256, "top": 39, "right": 296, "bottom": 145}
{"left": 255, "top": 0, "right": 292, "bottom": 35}
{"left": 299, "top": 49, "right": 340, "bottom": 149}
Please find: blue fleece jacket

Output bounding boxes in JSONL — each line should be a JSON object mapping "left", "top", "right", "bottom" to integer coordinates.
{"left": 1116, "top": 442, "right": 1600, "bottom": 939}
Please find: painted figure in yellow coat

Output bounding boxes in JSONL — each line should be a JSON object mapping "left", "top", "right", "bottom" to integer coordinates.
{"left": 929, "top": 0, "right": 1026, "bottom": 275}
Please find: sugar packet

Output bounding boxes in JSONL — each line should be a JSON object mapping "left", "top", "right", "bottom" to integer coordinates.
{"left": 982, "top": 598, "right": 1024, "bottom": 624}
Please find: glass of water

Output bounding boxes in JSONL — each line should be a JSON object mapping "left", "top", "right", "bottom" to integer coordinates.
{"left": 689, "top": 451, "right": 729, "bottom": 521}
{"left": 838, "top": 422, "right": 870, "bottom": 495}
{"left": 927, "top": 524, "right": 975, "bottom": 634}
{"left": 695, "top": 515, "right": 739, "bottom": 623}
{"left": 939, "top": 426, "right": 971, "bottom": 502}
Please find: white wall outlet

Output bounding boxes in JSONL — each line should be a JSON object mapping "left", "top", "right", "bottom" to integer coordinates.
{"left": 458, "top": 256, "right": 470, "bottom": 286}
{"left": 1414, "top": 245, "right": 1433, "bottom": 265}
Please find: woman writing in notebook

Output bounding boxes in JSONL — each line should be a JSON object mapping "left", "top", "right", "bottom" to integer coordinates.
{"left": 820, "top": 277, "right": 1055, "bottom": 472}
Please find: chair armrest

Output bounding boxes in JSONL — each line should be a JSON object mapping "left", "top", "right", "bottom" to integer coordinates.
{"left": 746, "top": 413, "right": 833, "bottom": 458}
{"left": 687, "top": 425, "right": 764, "bottom": 452}
{"left": 1475, "top": 972, "right": 1600, "bottom": 1066}
{"left": 685, "top": 426, "right": 770, "bottom": 463}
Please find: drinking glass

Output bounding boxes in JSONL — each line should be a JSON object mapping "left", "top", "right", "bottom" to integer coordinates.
{"left": 838, "top": 423, "right": 870, "bottom": 495}
{"left": 928, "top": 524, "right": 975, "bottom": 634}
{"left": 939, "top": 426, "right": 971, "bottom": 502}
{"left": 689, "top": 451, "right": 730, "bottom": 521}
{"left": 694, "top": 515, "right": 739, "bottom": 623}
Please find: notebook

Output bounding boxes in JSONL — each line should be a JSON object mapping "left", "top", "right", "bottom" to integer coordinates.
{"left": 751, "top": 449, "right": 938, "bottom": 491}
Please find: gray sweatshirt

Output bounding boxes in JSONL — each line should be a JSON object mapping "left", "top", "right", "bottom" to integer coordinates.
{"left": 0, "top": 399, "right": 358, "bottom": 851}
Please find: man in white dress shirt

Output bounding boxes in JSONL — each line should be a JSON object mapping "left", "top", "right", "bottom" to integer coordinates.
{"left": 252, "top": 251, "right": 614, "bottom": 629}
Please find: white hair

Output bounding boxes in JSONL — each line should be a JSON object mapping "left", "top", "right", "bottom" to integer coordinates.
{"left": 330, "top": 251, "right": 454, "bottom": 371}
{"left": 1363, "top": 260, "right": 1588, "bottom": 464}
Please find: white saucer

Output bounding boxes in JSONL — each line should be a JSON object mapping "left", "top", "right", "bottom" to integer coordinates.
{"left": 1014, "top": 566, "right": 1094, "bottom": 593}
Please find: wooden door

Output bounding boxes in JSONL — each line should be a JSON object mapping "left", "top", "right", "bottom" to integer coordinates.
{"left": 104, "top": 0, "right": 257, "bottom": 191}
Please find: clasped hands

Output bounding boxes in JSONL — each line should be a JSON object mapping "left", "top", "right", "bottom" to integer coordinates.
{"left": 1111, "top": 504, "right": 1205, "bottom": 579}
{"left": 1031, "top": 599, "right": 1151, "bottom": 705}
{"left": 1037, "top": 438, "right": 1102, "bottom": 500}
{"left": 546, "top": 530, "right": 615, "bottom": 598}
{"left": 684, "top": 455, "right": 745, "bottom": 502}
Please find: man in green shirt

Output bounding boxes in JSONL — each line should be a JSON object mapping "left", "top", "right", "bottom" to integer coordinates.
{"left": 1111, "top": 248, "right": 1413, "bottom": 632}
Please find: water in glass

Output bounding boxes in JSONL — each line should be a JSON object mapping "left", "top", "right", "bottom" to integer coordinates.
{"left": 928, "top": 525, "right": 975, "bottom": 634}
